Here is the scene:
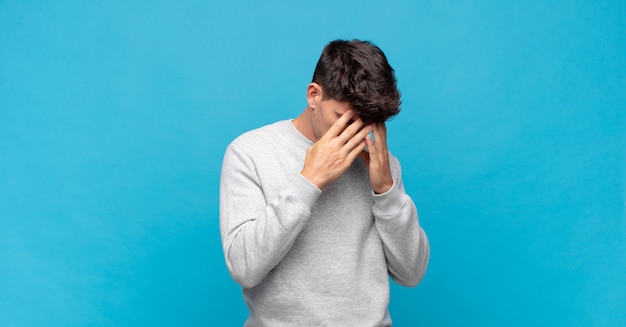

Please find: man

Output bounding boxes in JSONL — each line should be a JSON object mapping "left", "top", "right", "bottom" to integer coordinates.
{"left": 220, "top": 39, "right": 429, "bottom": 326}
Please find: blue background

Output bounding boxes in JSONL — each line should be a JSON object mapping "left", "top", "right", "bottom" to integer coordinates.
{"left": 1, "top": 1, "right": 624, "bottom": 326}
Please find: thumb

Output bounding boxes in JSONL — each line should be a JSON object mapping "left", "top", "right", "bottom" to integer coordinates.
{"left": 359, "top": 151, "right": 370, "bottom": 169}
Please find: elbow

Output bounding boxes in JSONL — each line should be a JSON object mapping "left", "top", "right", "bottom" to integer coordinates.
{"left": 407, "top": 229, "right": 431, "bottom": 287}
{"left": 406, "top": 259, "right": 429, "bottom": 287}
{"left": 409, "top": 239, "right": 431, "bottom": 287}
{"left": 395, "top": 258, "right": 429, "bottom": 287}
{"left": 226, "top": 256, "right": 265, "bottom": 289}
{"left": 223, "top": 233, "right": 270, "bottom": 289}
{"left": 230, "top": 270, "right": 263, "bottom": 289}
{"left": 392, "top": 241, "right": 430, "bottom": 287}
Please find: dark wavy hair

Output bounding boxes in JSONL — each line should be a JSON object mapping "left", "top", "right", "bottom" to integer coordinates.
{"left": 312, "top": 39, "right": 401, "bottom": 124}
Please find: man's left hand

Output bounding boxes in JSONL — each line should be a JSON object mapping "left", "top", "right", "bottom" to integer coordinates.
{"left": 360, "top": 123, "right": 393, "bottom": 194}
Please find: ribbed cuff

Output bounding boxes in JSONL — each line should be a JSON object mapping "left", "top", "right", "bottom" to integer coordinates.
{"left": 372, "top": 178, "right": 407, "bottom": 217}
{"left": 291, "top": 174, "right": 322, "bottom": 213}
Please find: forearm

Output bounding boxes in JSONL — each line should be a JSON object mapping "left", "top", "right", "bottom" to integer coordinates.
{"left": 220, "top": 160, "right": 321, "bottom": 288}
{"left": 373, "top": 179, "right": 430, "bottom": 287}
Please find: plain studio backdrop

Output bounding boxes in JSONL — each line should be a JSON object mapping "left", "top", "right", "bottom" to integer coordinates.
{"left": 1, "top": 1, "right": 624, "bottom": 326}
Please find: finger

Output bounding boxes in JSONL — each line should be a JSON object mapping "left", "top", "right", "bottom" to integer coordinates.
{"left": 368, "top": 123, "right": 380, "bottom": 146}
{"left": 326, "top": 110, "right": 357, "bottom": 137}
{"left": 372, "top": 122, "right": 387, "bottom": 145}
{"left": 365, "top": 128, "right": 375, "bottom": 147}
{"left": 346, "top": 137, "right": 368, "bottom": 163}
{"left": 344, "top": 123, "right": 372, "bottom": 152}
{"left": 338, "top": 116, "right": 367, "bottom": 143}
{"left": 365, "top": 128, "right": 378, "bottom": 157}
{"left": 369, "top": 123, "right": 390, "bottom": 160}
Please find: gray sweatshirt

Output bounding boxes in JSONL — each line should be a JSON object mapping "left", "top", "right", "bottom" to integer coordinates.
{"left": 219, "top": 120, "right": 429, "bottom": 326}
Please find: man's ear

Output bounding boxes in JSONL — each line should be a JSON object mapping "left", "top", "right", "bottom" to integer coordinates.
{"left": 306, "top": 83, "right": 323, "bottom": 109}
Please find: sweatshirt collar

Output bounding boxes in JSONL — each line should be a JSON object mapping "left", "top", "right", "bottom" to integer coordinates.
{"left": 286, "top": 119, "right": 314, "bottom": 151}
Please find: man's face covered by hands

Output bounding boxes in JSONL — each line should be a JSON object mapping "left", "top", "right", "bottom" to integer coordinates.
{"left": 301, "top": 93, "right": 392, "bottom": 194}
{"left": 310, "top": 98, "right": 363, "bottom": 142}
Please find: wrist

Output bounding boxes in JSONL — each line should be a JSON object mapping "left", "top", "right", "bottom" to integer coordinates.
{"left": 301, "top": 169, "right": 326, "bottom": 190}
{"left": 373, "top": 180, "right": 393, "bottom": 194}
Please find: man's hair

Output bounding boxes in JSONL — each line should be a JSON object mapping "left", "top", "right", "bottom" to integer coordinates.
{"left": 312, "top": 39, "right": 401, "bottom": 124}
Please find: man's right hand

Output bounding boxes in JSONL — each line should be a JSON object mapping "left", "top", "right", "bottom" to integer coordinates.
{"left": 301, "top": 110, "right": 373, "bottom": 189}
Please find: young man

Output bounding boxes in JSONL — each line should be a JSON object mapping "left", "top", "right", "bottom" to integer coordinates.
{"left": 220, "top": 39, "right": 429, "bottom": 326}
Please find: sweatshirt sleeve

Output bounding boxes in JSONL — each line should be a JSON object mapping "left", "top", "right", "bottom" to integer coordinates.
{"left": 372, "top": 156, "right": 430, "bottom": 287}
{"left": 219, "top": 142, "right": 321, "bottom": 289}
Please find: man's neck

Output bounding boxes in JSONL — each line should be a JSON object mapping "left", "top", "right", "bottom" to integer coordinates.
{"left": 292, "top": 107, "right": 317, "bottom": 142}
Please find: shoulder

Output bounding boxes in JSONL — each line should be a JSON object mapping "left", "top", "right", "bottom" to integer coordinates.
{"left": 223, "top": 120, "right": 297, "bottom": 162}
{"left": 228, "top": 120, "right": 288, "bottom": 149}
